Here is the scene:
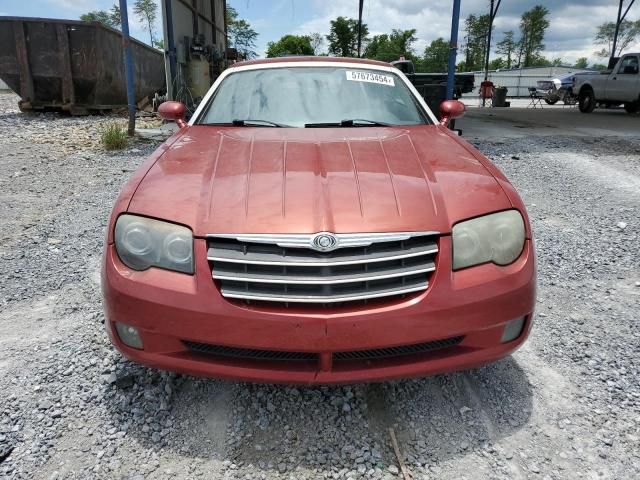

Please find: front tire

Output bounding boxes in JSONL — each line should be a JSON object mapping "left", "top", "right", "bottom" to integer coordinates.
{"left": 578, "top": 89, "right": 596, "bottom": 113}
{"left": 624, "top": 101, "right": 639, "bottom": 114}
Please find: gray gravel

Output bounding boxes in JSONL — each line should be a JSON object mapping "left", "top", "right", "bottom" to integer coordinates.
{"left": 0, "top": 91, "right": 639, "bottom": 479}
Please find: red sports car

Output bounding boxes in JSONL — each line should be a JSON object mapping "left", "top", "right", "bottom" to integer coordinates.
{"left": 102, "top": 57, "right": 535, "bottom": 384}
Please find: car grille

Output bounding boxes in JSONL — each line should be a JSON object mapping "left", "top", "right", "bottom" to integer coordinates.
{"left": 184, "top": 341, "right": 318, "bottom": 361}
{"left": 183, "top": 336, "right": 463, "bottom": 364}
{"left": 206, "top": 232, "right": 439, "bottom": 307}
{"left": 334, "top": 336, "right": 464, "bottom": 361}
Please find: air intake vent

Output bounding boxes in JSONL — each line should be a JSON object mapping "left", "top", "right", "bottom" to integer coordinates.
{"left": 184, "top": 341, "right": 318, "bottom": 361}
{"left": 334, "top": 336, "right": 464, "bottom": 361}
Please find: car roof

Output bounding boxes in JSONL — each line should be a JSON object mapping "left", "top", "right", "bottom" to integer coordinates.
{"left": 232, "top": 56, "right": 393, "bottom": 69}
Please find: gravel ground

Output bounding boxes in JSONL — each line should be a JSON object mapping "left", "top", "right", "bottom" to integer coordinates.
{"left": 0, "top": 91, "right": 638, "bottom": 479}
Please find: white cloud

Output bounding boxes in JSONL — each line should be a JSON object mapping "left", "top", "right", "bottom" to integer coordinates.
{"left": 46, "top": 0, "right": 97, "bottom": 11}
{"left": 289, "top": 0, "right": 639, "bottom": 65}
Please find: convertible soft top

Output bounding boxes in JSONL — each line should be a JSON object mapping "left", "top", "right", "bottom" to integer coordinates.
{"left": 233, "top": 55, "right": 392, "bottom": 69}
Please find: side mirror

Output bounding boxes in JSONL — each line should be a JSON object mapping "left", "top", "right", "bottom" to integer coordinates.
{"left": 439, "top": 100, "right": 466, "bottom": 127}
{"left": 158, "top": 101, "right": 187, "bottom": 128}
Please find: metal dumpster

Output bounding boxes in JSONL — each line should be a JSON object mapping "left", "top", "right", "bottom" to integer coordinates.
{"left": 0, "top": 17, "right": 165, "bottom": 114}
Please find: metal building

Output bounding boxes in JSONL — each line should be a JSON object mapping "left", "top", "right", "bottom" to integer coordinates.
{"left": 161, "top": 0, "right": 227, "bottom": 106}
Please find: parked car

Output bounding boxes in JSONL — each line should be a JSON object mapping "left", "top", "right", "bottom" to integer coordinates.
{"left": 556, "top": 73, "right": 579, "bottom": 104}
{"left": 536, "top": 74, "right": 578, "bottom": 105}
{"left": 545, "top": 73, "right": 578, "bottom": 105}
{"left": 574, "top": 53, "right": 640, "bottom": 113}
{"left": 102, "top": 56, "right": 536, "bottom": 384}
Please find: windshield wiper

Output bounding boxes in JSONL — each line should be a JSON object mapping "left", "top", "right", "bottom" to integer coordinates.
{"left": 341, "top": 119, "right": 391, "bottom": 127}
{"left": 232, "top": 119, "right": 290, "bottom": 127}
{"left": 305, "top": 119, "right": 391, "bottom": 128}
{"left": 199, "top": 119, "right": 289, "bottom": 127}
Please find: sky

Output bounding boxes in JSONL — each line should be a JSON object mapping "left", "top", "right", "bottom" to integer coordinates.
{"left": 1, "top": 0, "right": 639, "bottom": 66}
{"left": 0, "top": 0, "right": 157, "bottom": 44}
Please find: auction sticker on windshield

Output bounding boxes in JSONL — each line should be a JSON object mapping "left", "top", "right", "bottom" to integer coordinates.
{"left": 346, "top": 70, "right": 395, "bottom": 86}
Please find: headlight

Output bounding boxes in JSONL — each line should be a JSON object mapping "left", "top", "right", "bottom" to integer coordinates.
{"left": 452, "top": 210, "right": 525, "bottom": 270}
{"left": 114, "top": 215, "right": 193, "bottom": 273}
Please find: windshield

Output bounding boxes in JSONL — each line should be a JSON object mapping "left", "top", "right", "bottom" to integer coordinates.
{"left": 198, "top": 67, "right": 430, "bottom": 128}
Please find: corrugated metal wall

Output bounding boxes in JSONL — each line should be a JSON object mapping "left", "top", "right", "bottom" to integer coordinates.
{"left": 161, "top": 0, "right": 227, "bottom": 101}
{"left": 460, "top": 67, "right": 596, "bottom": 98}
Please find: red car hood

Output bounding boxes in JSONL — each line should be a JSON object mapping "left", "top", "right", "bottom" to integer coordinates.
{"left": 128, "top": 125, "right": 511, "bottom": 236}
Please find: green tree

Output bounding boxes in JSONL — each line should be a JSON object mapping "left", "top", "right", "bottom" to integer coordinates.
{"left": 226, "top": 6, "right": 259, "bottom": 59}
{"left": 80, "top": 4, "right": 121, "bottom": 29}
{"left": 326, "top": 17, "right": 369, "bottom": 57}
{"left": 364, "top": 29, "right": 417, "bottom": 62}
{"left": 517, "top": 5, "right": 550, "bottom": 67}
{"left": 80, "top": 10, "right": 115, "bottom": 27}
{"left": 462, "top": 14, "right": 492, "bottom": 71}
{"left": 266, "top": 35, "right": 314, "bottom": 58}
{"left": 529, "top": 56, "right": 550, "bottom": 66}
{"left": 522, "top": 56, "right": 562, "bottom": 67}
{"left": 388, "top": 29, "right": 417, "bottom": 59}
{"left": 594, "top": 20, "right": 640, "bottom": 58}
{"left": 574, "top": 57, "right": 588, "bottom": 68}
{"left": 591, "top": 63, "right": 608, "bottom": 71}
{"left": 489, "top": 57, "right": 506, "bottom": 70}
{"left": 422, "top": 37, "right": 449, "bottom": 72}
{"left": 310, "top": 33, "right": 324, "bottom": 55}
{"left": 133, "top": 0, "right": 158, "bottom": 46}
{"left": 496, "top": 30, "right": 516, "bottom": 68}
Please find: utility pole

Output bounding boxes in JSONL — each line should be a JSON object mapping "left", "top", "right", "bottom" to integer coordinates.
{"left": 611, "top": 0, "right": 636, "bottom": 68}
{"left": 483, "top": 0, "right": 501, "bottom": 106}
{"left": 446, "top": 0, "right": 461, "bottom": 100}
{"left": 163, "top": 0, "right": 178, "bottom": 100}
{"left": 357, "top": 0, "right": 364, "bottom": 57}
{"left": 119, "top": 0, "right": 136, "bottom": 136}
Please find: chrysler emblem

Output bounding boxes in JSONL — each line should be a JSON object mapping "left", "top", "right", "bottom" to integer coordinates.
{"left": 311, "top": 232, "right": 339, "bottom": 252}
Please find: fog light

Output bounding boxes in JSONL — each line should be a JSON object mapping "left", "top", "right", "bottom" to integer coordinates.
{"left": 115, "top": 322, "right": 143, "bottom": 349}
{"left": 501, "top": 316, "right": 526, "bottom": 343}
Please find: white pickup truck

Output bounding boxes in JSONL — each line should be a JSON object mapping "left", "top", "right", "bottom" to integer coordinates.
{"left": 574, "top": 53, "right": 640, "bottom": 113}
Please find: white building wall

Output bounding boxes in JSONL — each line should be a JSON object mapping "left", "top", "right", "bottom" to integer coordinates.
{"left": 461, "top": 66, "right": 596, "bottom": 97}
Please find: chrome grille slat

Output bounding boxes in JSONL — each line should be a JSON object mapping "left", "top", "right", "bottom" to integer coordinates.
{"left": 206, "top": 231, "right": 439, "bottom": 249}
{"left": 207, "top": 232, "right": 439, "bottom": 307}
{"left": 220, "top": 283, "right": 428, "bottom": 304}
{"left": 207, "top": 243, "right": 438, "bottom": 266}
{"left": 212, "top": 263, "right": 435, "bottom": 285}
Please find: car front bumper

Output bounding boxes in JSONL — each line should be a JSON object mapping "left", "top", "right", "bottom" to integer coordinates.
{"left": 102, "top": 237, "right": 536, "bottom": 384}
